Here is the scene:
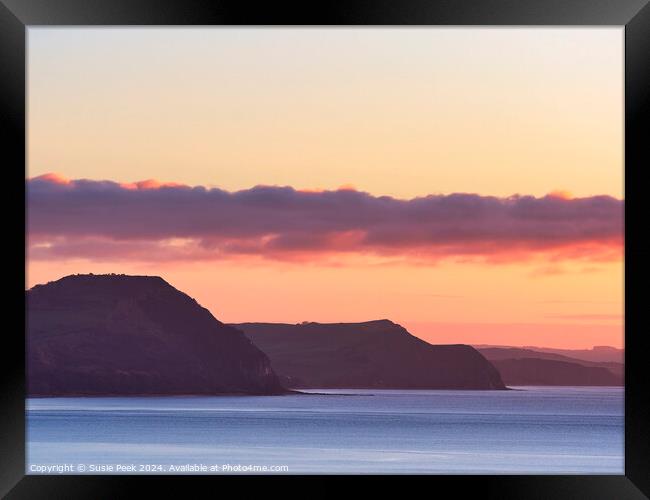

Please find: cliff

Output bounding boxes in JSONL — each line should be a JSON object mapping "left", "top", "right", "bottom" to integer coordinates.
{"left": 235, "top": 320, "right": 506, "bottom": 390}
{"left": 489, "top": 358, "right": 621, "bottom": 386}
{"left": 27, "top": 274, "right": 285, "bottom": 396}
{"left": 477, "top": 347, "right": 623, "bottom": 386}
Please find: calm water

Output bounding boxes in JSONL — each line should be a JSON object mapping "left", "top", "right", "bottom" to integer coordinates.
{"left": 27, "top": 387, "right": 623, "bottom": 474}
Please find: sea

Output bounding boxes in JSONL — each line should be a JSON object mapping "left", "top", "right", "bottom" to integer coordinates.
{"left": 26, "top": 386, "right": 623, "bottom": 474}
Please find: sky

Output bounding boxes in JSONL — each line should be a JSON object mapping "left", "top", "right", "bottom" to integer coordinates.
{"left": 27, "top": 28, "right": 624, "bottom": 349}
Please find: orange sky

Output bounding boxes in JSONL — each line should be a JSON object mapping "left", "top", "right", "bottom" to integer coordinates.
{"left": 26, "top": 28, "right": 624, "bottom": 349}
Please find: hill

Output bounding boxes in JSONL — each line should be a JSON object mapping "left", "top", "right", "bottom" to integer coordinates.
{"left": 489, "top": 358, "right": 620, "bottom": 386}
{"left": 235, "top": 320, "right": 506, "bottom": 390}
{"left": 27, "top": 274, "right": 285, "bottom": 396}
{"left": 477, "top": 347, "right": 623, "bottom": 385}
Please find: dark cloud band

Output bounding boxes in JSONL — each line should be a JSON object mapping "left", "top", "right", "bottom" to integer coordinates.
{"left": 27, "top": 174, "right": 623, "bottom": 263}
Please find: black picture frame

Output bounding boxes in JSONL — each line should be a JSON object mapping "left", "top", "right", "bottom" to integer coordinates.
{"left": 2, "top": 0, "right": 648, "bottom": 497}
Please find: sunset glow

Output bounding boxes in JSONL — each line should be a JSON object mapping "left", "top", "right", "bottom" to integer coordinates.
{"left": 27, "top": 27, "right": 624, "bottom": 349}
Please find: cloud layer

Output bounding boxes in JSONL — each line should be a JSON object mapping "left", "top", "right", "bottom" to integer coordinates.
{"left": 27, "top": 174, "right": 623, "bottom": 264}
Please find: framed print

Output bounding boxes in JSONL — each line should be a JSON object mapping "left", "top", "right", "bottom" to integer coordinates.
{"left": 1, "top": 0, "right": 649, "bottom": 497}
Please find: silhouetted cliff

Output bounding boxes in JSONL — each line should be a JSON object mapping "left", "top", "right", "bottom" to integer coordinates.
{"left": 489, "top": 358, "right": 620, "bottom": 386}
{"left": 477, "top": 347, "right": 622, "bottom": 386}
{"left": 235, "top": 320, "right": 506, "bottom": 390}
{"left": 27, "top": 274, "right": 285, "bottom": 396}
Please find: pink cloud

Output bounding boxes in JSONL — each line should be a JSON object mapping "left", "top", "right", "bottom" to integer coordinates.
{"left": 27, "top": 174, "right": 624, "bottom": 264}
